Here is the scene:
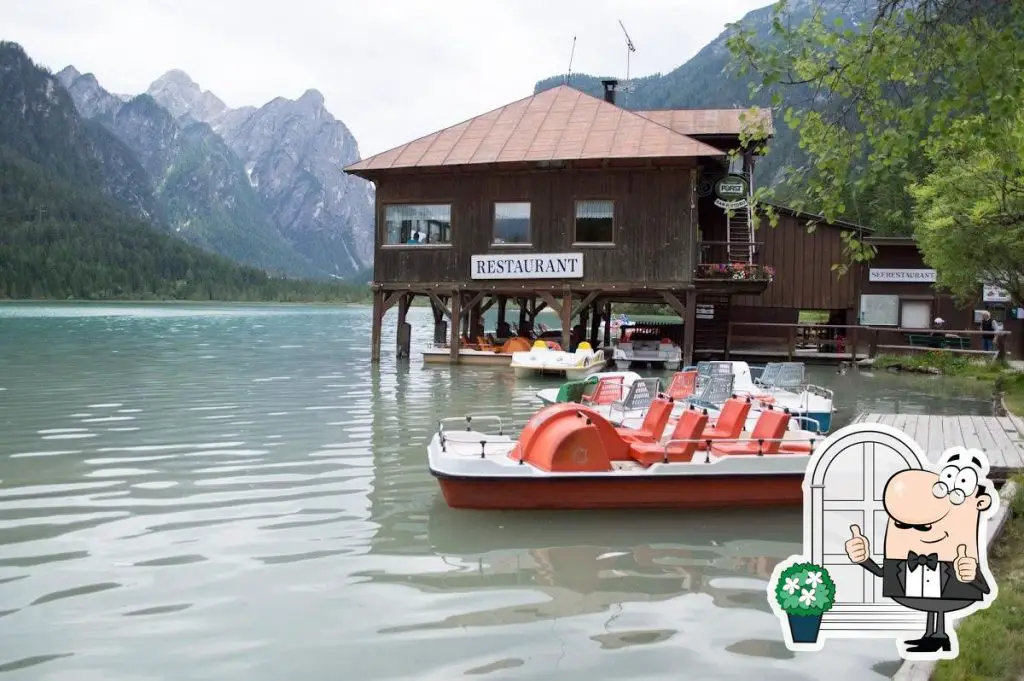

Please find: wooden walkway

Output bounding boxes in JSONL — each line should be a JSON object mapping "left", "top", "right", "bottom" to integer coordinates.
{"left": 855, "top": 413, "right": 1024, "bottom": 479}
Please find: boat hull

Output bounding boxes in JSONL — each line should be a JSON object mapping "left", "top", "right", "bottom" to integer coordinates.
{"left": 432, "top": 470, "right": 804, "bottom": 510}
{"left": 511, "top": 359, "right": 607, "bottom": 380}
{"left": 423, "top": 349, "right": 513, "bottom": 366}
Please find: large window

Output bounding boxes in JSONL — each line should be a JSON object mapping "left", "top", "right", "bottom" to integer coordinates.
{"left": 492, "top": 202, "right": 531, "bottom": 245}
{"left": 574, "top": 200, "right": 614, "bottom": 244}
{"left": 900, "top": 299, "right": 932, "bottom": 329}
{"left": 384, "top": 204, "right": 452, "bottom": 245}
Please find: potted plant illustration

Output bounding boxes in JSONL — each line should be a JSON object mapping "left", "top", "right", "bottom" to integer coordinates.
{"left": 772, "top": 561, "right": 836, "bottom": 644}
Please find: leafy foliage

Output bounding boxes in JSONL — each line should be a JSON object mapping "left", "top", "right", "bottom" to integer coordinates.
{"left": 773, "top": 561, "right": 836, "bottom": 615}
{"left": 727, "top": 0, "right": 1024, "bottom": 266}
{"left": 0, "top": 148, "right": 371, "bottom": 302}
{"left": 911, "top": 114, "right": 1024, "bottom": 306}
{"left": 536, "top": 2, "right": 874, "bottom": 202}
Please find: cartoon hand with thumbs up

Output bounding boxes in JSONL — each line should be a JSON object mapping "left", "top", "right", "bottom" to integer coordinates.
{"left": 845, "top": 524, "right": 870, "bottom": 564}
{"left": 955, "top": 544, "right": 978, "bottom": 583}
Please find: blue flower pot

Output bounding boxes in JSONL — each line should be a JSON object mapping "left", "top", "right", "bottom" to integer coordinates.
{"left": 787, "top": 613, "right": 822, "bottom": 643}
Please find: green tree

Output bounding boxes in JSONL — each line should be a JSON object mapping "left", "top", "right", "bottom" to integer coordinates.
{"left": 727, "top": 0, "right": 1024, "bottom": 265}
{"left": 911, "top": 114, "right": 1024, "bottom": 306}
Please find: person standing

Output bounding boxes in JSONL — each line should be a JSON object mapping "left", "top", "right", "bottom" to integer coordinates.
{"left": 979, "top": 311, "right": 997, "bottom": 352}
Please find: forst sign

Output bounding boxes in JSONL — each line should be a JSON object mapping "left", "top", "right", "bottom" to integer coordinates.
{"left": 713, "top": 174, "right": 749, "bottom": 210}
{"left": 471, "top": 253, "right": 584, "bottom": 280}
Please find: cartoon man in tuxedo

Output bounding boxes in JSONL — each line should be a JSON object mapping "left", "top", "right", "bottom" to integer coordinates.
{"left": 845, "top": 447, "right": 997, "bottom": 654}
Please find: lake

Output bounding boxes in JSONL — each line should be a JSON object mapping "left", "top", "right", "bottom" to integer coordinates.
{"left": 0, "top": 303, "right": 996, "bottom": 680}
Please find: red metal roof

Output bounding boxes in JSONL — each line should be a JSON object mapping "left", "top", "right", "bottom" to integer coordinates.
{"left": 345, "top": 85, "right": 727, "bottom": 176}
{"left": 635, "top": 108, "right": 775, "bottom": 138}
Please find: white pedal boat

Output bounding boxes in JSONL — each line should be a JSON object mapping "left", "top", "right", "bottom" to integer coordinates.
{"left": 510, "top": 341, "right": 607, "bottom": 380}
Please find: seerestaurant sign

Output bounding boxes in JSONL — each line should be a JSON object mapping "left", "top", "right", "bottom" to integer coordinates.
{"left": 868, "top": 268, "right": 937, "bottom": 283}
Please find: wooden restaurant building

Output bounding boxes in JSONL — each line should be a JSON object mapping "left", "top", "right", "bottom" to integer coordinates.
{"left": 345, "top": 81, "right": 774, "bottom": 366}
{"left": 345, "top": 82, "right": 1020, "bottom": 364}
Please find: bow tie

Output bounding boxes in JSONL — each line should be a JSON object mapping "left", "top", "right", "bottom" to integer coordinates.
{"left": 907, "top": 551, "right": 939, "bottom": 570}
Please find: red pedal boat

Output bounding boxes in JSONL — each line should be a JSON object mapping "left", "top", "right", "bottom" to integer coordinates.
{"left": 427, "top": 396, "right": 823, "bottom": 511}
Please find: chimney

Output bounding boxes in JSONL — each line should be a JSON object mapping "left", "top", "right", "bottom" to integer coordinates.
{"left": 601, "top": 79, "right": 618, "bottom": 105}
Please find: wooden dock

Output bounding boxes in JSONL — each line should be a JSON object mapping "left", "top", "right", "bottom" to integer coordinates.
{"left": 855, "top": 413, "right": 1024, "bottom": 480}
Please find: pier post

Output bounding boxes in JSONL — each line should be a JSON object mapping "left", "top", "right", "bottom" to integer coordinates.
{"left": 497, "top": 296, "right": 508, "bottom": 337}
{"left": 370, "top": 289, "right": 384, "bottom": 363}
{"left": 449, "top": 292, "right": 462, "bottom": 364}
{"left": 603, "top": 302, "right": 612, "bottom": 346}
{"left": 683, "top": 289, "right": 697, "bottom": 368}
{"left": 560, "top": 292, "right": 573, "bottom": 350}
{"left": 588, "top": 300, "right": 600, "bottom": 345}
{"left": 396, "top": 293, "right": 412, "bottom": 359}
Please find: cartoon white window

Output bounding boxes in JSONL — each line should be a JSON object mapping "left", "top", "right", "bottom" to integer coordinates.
{"left": 809, "top": 428, "right": 929, "bottom": 633}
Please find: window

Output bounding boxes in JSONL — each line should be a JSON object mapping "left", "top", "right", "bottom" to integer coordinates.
{"left": 492, "top": 202, "right": 531, "bottom": 244}
{"left": 574, "top": 200, "right": 615, "bottom": 244}
{"left": 384, "top": 204, "right": 452, "bottom": 245}
{"left": 900, "top": 299, "right": 931, "bottom": 329}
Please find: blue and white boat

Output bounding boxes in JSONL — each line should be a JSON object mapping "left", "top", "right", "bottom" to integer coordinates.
{"left": 536, "top": 360, "right": 835, "bottom": 434}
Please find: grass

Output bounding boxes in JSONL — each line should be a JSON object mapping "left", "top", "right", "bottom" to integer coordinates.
{"left": 932, "top": 476, "right": 1024, "bottom": 681}
{"left": 872, "top": 352, "right": 1024, "bottom": 414}
{"left": 798, "top": 309, "right": 830, "bottom": 324}
{"left": 1000, "top": 372, "right": 1024, "bottom": 415}
{"left": 873, "top": 352, "right": 1008, "bottom": 380}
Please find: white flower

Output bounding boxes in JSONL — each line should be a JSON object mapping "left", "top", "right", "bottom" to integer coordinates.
{"left": 798, "top": 588, "right": 817, "bottom": 607}
{"left": 783, "top": 576, "right": 801, "bottom": 594}
{"left": 805, "top": 571, "right": 823, "bottom": 588}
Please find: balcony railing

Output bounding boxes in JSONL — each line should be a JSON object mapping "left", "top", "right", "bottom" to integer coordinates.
{"left": 695, "top": 241, "right": 774, "bottom": 282}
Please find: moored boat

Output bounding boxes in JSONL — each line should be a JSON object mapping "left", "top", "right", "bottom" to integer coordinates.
{"left": 536, "top": 360, "right": 835, "bottom": 433}
{"left": 612, "top": 339, "right": 682, "bottom": 371}
{"left": 509, "top": 341, "right": 608, "bottom": 380}
{"left": 427, "top": 397, "right": 822, "bottom": 511}
{"left": 422, "top": 336, "right": 532, "bottom": 366}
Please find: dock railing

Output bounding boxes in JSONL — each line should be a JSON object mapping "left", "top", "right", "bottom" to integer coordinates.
{"left": 725, "top": 322, "right": 1011, "bottom": 361}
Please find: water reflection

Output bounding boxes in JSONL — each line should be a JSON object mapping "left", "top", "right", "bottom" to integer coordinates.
{"left": 0, "top": 303, "right": 994, "bottom": 681}
{"left": 364, "top": 505, "right": 801, "bottom": 633}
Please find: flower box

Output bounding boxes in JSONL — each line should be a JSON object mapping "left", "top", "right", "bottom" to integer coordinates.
{"left": 696, "top": 262, "right": 775, "bottom": 282}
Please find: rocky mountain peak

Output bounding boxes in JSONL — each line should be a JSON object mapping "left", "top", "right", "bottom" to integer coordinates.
{"left": 297, "top": 88, "right": 324, "bottom": 108}
{"left": 55, "top": 65, "right": 81, "bottom": 86}
{"left": 146, "top": 69, "right": 227, "bottom": 123}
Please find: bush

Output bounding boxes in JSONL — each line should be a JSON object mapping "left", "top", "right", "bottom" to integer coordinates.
{"left": 773, "top": 561, "right": 837, "bottom": 616}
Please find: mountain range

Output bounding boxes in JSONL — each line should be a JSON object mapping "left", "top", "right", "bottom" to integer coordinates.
{"left": 53, "top": 62, "right": 373, "bottom": 279}
{"left": 0, "top": 40, "right": 371, "bottom": 301}
{"left": 535, "top": 0, "right": 871, "bottom": 197}
{"left": 1, "top": 0, "right": 878, "bottom": 302}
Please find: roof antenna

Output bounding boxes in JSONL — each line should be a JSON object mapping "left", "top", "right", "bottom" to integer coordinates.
{"left": 565, "top": 35, "right": 577, "bottom": 86}
{"left": 617, "top": 20, "right": 637, "bottom": 95}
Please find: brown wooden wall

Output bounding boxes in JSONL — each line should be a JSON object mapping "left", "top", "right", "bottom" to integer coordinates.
{"left": 732, "top": 211, "right": 859, "bottom": 310}
{"left": 857, "top": 242, "right": 1024, "bottom": 356}
{"left": 372, "top": 167, "right": 697, "bottom": 285}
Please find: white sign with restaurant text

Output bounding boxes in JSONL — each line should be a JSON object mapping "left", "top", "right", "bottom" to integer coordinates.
{"left": 868, "top": 268, "right": 937, "bottom": 283}
{"left": 471, "top": 253, "right": 584, "bottom": 280}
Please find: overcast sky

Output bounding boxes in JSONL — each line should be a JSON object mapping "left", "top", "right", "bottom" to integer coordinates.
{"left": 3, "top": 0, "right": 769, "bottom": 157}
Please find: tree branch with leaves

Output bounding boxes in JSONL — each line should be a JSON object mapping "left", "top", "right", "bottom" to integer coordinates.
{"left": 911, "top": 114, "right": 1024, "bottom": 307}
{"left": 726, "top": 0, "right": 1024, "bottom": 267}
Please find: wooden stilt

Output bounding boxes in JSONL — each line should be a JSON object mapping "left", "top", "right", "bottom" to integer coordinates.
{"left": 561, "top": 292, "right": 572, "bottom": 350}
{"left": 371, "top": 289, "right": 384, "bottom": 363}
{"left": 604, "top": 302, "right": 612, "bottom": 346}
{"left": 497, "top": 296, "right": 508, "bottom": 337}
{"left": 469, "top": 296, "right": 483, "bottom": 341}
{"left": 450, "top": 292, "right": 462, "bottom": 364}
{"left": 396, "top": 293, "right": 413, "bottom": 359}
{"left": 517, "top": 297, "right": 528, "bottom": 336}
{"left": 684, "top": 289, "right": 697, "bottom": 368}
{"left": 589, "top": 300, "right": 601, "bottom": 345}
